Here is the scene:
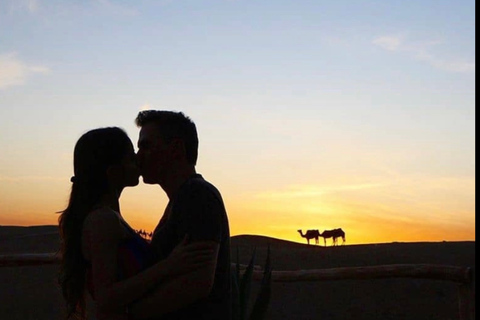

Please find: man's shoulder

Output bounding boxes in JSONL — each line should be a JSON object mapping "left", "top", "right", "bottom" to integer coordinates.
{"left": 180, "top": 174, "right": 223, "bottom": 200}
{"left": 186, "top": 173, "right": 217, "bottom": 189}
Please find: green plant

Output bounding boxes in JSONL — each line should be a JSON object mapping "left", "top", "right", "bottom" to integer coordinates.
{"left": 232, "top": 246, "right": 272, "bottom": 320}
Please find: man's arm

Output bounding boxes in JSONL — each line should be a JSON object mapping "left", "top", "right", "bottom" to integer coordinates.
{"left": 129, "top": 241, "right": 219, "bottom": 319}
{"left": 86, "top": 210, "right": 200, "bottom": 318}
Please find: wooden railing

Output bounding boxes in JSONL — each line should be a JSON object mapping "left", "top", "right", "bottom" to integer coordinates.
{"left": 0, "top": 253, "right": 60, "bottom": 267}
{"left": 0, "top": 253, "right": 475, "bottom": 320}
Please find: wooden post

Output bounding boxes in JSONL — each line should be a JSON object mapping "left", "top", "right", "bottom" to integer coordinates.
{"left": 247, "top": 264, "right": 472, "bottom": 283}
{"left": 0, "top": 253, "right": 59, "bottom": 267}
{"left": 458, "top": 267, "right": 475, "bottom": 320}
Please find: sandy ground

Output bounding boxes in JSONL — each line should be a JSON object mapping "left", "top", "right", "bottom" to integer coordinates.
{"left": 0, "top": 226, "right": 475, "bottom": 320}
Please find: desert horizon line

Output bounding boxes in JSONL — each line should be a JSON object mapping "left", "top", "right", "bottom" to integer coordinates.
{"left": 0, "top": 224, "right": 474, "bottom": 246}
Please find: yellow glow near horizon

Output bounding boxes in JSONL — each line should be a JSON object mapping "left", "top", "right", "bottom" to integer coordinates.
{"left": 0, "top": 168, "right": 475, "bottom": 245}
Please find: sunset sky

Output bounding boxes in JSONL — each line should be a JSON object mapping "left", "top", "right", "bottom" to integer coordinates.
{"left": 0, "top": 0, "right": 475, "bottom": 245}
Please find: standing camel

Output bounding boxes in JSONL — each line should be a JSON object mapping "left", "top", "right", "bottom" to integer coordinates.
{"left": 332, "top": 228, "right": 346, "bottom": 246}
{"left": 297, "top": 229, "right": 320, "bottom": 245}
{"left": 320, "top": 228, "right": 346, "bottom": 246}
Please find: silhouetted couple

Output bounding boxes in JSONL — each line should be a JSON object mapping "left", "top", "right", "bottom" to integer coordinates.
{"left": 58, "top": 110, "right": 231, "bottom": 319}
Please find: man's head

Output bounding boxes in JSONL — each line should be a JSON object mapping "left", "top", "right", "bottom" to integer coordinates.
{"left": 135, "top": 110, "right": 198, "bottom": 184}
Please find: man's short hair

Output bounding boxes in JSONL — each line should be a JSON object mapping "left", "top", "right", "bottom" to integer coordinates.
{"left": 135, "top": 110, "right": 199, "bottom": 165}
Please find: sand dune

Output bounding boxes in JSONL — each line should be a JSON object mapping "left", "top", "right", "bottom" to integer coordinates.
{"left": 0, "top": 226, "right": 475, "bottom": 320}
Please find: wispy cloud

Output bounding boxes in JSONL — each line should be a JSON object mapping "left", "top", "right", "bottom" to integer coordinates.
{"left": 0, "top": 52, "right": 50, "bottom": 89}
{"left": 5, "top": 0, "right": 138, "bottom": 17}
{"left": 256, "top": 183, "right": 385, "bottom": 199}
{"left": 6, "top": 0, "right": 38, "bottom": 14}
{"left": 93, "top": 0, "right": 138, "bottom": 16}
{"left": 414, "top": 51, "right": 475, "bottom": 73}
{"left": 372, "top": 35, "right": 403, "bottom": 51}
{"left": 372, "top": 35, "right": 475, "bottom": 73}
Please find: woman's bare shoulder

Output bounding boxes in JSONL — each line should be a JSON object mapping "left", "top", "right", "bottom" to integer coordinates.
{"left": 83, "top": 207, "right": 122, "bottom": 238}
{"left": 85, "top": 207, "right": 120, "bottom": 223}
{"left": 82, "top": 208, "right": 123, "bottom": 260}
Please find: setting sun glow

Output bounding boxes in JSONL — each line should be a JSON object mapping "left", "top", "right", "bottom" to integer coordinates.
{"left": 0, "top": 0, "right": 475, "bottom": 245}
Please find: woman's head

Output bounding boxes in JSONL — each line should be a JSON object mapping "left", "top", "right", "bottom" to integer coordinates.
{"left": 58, "top": 127, "right": 138, "bottom": 319}
{"left": 72, "top": 127, "right": 139, "bottom": 190}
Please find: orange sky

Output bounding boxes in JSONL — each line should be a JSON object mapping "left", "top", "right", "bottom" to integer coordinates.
{"left": 0, "top": 172, "right": 474, "bottom": 245}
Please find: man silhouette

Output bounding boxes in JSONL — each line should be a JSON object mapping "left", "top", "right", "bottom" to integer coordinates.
{"left": 130, "top": 110, "right": 231, "bottom": 320}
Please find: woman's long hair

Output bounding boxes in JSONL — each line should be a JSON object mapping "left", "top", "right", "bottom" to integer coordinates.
{"left": 58, "top": 127, "right": 132, "bottom": 319}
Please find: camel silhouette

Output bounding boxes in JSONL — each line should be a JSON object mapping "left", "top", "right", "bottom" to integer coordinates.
{"left": 297, "top": 229, "right": 320, "bottom": 245}
{"left": 319, "top": 228, "right": 346, "bottom": 246}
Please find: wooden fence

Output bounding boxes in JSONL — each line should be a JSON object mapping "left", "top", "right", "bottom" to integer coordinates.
{"left": 0, "top": 253, "right": 475, "bottom": 320}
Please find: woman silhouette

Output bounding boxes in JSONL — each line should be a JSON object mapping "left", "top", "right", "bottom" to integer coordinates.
{"left": 58, "top": 127, "right": 212, "bottom": 319}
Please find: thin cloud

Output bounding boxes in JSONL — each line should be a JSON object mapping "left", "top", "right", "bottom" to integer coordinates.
{"left": 5, "top": 0, "right": 138, "bottom": 16}
{"left": 372, "top": 35, "right": 475, "bottom": 73}
{"left": 256, "top": 183, "right": 385, "bottom": 199}
{"left": 94, "top": 0, "right": 138, "bottom": 16}
{"left": 6, "top": 0, "right": 38, "bottom": 14}
{"left": 0, "top": 52, "right": 50, "bottom": 89}
{"left": 29, "top": 66, "right": 50, "bottom": 73}
{"left": 372, "top": 36, "right": 402, "bottom": 51}
{"left": 414, "top": 51, "right": 475, "bottom": 73}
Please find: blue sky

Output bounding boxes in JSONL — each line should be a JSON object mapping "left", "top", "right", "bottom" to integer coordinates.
{"left": 0, "top": 0, "right": 475, "bottom": 243}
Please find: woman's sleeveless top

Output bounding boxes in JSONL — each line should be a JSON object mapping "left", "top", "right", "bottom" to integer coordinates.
{"left": 86, "top": 219, "right": 154, "bottom": 299}
{"left": 116, "top": 227, "right": 154, "bottom": 280}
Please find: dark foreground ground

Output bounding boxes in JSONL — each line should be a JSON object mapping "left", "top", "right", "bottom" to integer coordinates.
{"left": 0, "top": 225, "right": 475, "bottom": 320}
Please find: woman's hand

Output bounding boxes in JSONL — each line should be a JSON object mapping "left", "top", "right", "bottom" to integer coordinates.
{"left": 164, "top": 235, "right": 215, "bottom": 276}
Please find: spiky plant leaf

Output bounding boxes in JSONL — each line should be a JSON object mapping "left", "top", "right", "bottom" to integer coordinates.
{"left": 248, "top": 246, "right": 272, "bottom": 320}
{"left": 262, "top": 245, "right": 271, "bottom": 284}
{"left": 231, "top": 266, "right": 240, "bottom": 320}
{"left": 236, "top": 246, "right": 240, "bottom": 283}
